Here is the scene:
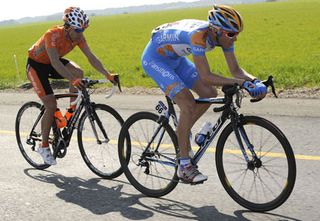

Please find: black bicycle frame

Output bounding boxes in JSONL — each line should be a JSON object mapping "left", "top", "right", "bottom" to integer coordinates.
{"left": 28, "top": 90, "right": 109, "bottom": 151}
{"left": 146, "top": 95, "right": 257, "bottom": 167}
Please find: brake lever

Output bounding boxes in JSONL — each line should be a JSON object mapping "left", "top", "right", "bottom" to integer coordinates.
{"left": 262, "top": 75, "right": 278, "bottom": 98}
{"left": 113, "top": 75, "right": 122, "bottom": 92}
{"left": 249, "top": 75, "right": 278, "bottom": 103}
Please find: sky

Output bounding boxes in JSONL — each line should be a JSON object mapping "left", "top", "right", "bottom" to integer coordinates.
{"left": 0, "top": 0, "right": 197, "bottom": 21}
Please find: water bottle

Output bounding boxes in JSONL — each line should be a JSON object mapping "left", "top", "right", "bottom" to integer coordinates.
{"left": 64, "top": 108, "right": 74, "bottom": 121}
{"left": 195, "top": 122, "right": 213, "bottom": 146}
{"left": 54, "top": 108, "right": 67, "bottom": 128}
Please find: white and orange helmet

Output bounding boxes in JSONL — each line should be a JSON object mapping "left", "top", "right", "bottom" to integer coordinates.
{"left": 63, "top": 7, "right": 89, "bottom": 30}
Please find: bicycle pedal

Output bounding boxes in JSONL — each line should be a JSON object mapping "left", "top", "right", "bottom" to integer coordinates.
{"left": 190, "top": 181, "right": 205, "bottom": 185}
{"left": 178, "top": 178, "right": 206, "bottom": 185}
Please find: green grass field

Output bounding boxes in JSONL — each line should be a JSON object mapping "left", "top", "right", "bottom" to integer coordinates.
{"left": 0, "top": 0, "right": 319, "bottom": 89}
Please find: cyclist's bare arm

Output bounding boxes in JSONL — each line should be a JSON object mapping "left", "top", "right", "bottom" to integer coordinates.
{"left": 80, "top": 44, "right": 112, "bottom": 79}
{"left": 193, "top": 55, "right": 244, "bottom": 86}
{"left": 47, "top": 48, "right": 75, "bottom": 81}
{"left": 223, "top": 51, "right": 255, "bottom": 81}
{"left": 224, "top": 51, "right": 266, "bottom": 99}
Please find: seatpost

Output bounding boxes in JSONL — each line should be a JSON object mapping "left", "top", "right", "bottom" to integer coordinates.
{"left": 165, "top": 96, "right": 178, "bottom": 127}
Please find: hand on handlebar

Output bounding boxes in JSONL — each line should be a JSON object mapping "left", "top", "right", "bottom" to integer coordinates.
{"left": 71, "top": 78, "right": 86, "bottom": 90}
{"left": 242, "top": 80, "right": 267, "bottom": 100}
{"left": 107, "top": 73, "right": 122, "bottom": 92}
{"left": 106, "top": 73, "right": 117, "bottom": 84}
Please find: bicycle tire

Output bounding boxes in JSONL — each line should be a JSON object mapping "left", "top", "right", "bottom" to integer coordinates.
{"left": 118, "top": 112, "right": 179, "bottom": 197}
{"left": 78, "top": 103, "right": 124, "bottom": 179}
{"left": 216, "top": 115, "right": 296, "bottom": 212}
{"left": 15, "top": 101, "right": 50, "bottom": 170}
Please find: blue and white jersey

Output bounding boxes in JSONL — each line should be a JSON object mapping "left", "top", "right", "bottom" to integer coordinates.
{"left": 150, "top": 19, "right": 234, "bottom": 59}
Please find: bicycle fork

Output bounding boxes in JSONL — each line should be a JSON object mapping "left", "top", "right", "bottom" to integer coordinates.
{"left": 232, "top": 115, "right": 261, "bottom": 170}
{"left": 86, "top": 106, "right": 110, "bottom": 144}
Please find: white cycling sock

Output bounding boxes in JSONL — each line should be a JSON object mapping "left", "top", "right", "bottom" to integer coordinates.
{"left": 180, "top": 157, "right": 191, "bottom": 167}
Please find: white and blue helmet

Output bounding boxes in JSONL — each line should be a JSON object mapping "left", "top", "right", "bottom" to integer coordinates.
{"left": 63, "top": 7, "right": 89, "bottom": 29}
{"left": 208, "top": 5, "right": 243, "bottom": 33}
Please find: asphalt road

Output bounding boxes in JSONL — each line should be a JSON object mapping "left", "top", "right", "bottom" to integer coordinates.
{"left": 0, "top": 91, "right": 319, "bottom": 221}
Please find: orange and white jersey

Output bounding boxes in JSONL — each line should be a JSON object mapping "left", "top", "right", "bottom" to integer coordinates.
{"left": 28, "top": 25, "right": 87, "bottom": 64}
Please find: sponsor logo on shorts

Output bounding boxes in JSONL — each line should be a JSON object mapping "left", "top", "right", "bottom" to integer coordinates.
{"left": 150, "top": 62, "right": 175, "bottom": 80}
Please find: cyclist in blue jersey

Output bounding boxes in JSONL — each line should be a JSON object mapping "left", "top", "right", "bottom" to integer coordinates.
{"left": 141, "top": 5, "right": 267, "bottom": 184}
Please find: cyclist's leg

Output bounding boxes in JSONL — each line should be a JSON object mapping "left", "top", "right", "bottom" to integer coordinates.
{"left": 50, "top": 58, "right": 83, "bottom": 106}
{"left": 142, "top": 55, "right": 207, "bottom": 183}
{"left": 177, "top": 57, "right": 217, "bottom": 127}
{"left": 173, "top": 89, "right": 197, "bottom": 157}
{"left": 174, "top": 89, "right": 208, "bottom": 183}
{"left": 142, "top": 53, "right": 192, "bottom": 158}
{"left": 27, "top": 59, "right": 57, "bottom": 165}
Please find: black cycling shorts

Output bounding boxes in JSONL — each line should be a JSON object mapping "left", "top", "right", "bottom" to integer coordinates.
{"left": 26, "top": 58, "right": 70, "bottom": 98}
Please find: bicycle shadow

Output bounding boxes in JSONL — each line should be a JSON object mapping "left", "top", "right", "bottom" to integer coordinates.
{"left": 23, "top": 169, "right": 300, "bottom": 221}
{"left": 23, "top": 168, "right": 242, "bottom": 220}
{"left": 136, "top": 197, "right": 302, "bottom": 221}
{"left": 138, "top": 197, "right": 248, "bottom": 221}
{"left": 23, "top": 168, "right": 152, "bottom": 220}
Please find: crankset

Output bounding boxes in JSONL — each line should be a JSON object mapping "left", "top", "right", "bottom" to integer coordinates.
{"left": 53, "top": 139, "right": 68, "bottom": 158}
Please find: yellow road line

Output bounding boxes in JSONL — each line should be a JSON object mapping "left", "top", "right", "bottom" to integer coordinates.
{"left": 4, "top": 129, "right": 320, "bottom": 161}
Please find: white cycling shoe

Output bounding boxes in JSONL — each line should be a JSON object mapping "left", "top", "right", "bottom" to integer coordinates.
{"left": 37, "top": 146, "right": 57, "bottom": 165}
{"left": 178, "top": 163, "right": 208, "bottom": 184}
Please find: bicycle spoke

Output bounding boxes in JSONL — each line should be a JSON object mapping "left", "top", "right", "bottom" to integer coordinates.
{"left": 78, "top": 104, "right": 123, "bottom": 179}
{"left": 16, "top": 102, "right": 50, "bottom": 169}
{"left": 260, "top": 166, "right": 287, "bottom": 188}
{"left": 119, "top": 112, "right": 178, "bottom": 197}
{"left": 216, "top": 116, "right": 296, "bottom": 211}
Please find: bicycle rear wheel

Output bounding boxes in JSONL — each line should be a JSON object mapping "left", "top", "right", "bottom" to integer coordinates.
{"left": 15, "top": 101, "right": 50, "bottom": 170}
{"left": 78, "top": 103, "right": 124, "bottom": 179}
{"left": 216, "top": 116, "right": 296, "bottom": 212}
{"left": 118, "top": 112, "right": 179, "bottom": 197}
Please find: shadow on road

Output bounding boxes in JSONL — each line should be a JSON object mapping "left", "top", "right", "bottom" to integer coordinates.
{"left": 23, "top": 168, "right": 300, "bottom": 220}
{"left": 234, "top": 210, "right": 302, "bottom": 221}
{"left": 137, "top": 196, "right": 250, "bottom": 221}
{"left": 24, "top": 168, "right": 152, "bottom": 220}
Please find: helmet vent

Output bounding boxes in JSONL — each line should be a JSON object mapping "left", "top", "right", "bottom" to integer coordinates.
{"left": 217, "top": 16, "right": 229, "bottom": 29}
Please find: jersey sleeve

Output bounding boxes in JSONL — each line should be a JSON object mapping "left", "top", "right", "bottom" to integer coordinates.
{"left": 190, "top": 30, "right": 208, "bottom": 56}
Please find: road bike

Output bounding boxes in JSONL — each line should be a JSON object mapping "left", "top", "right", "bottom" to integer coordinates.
{"left": 16, "top": 77, "right": 125, "bottom": 179}
{"left": 118, "top": 76, "right": 296, "bottom": 212}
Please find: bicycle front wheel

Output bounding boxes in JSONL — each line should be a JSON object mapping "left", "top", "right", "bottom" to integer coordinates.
{"left": 216, "top": 116, "right": 296, "bottom": 212}
{"left": 15, "top": 101, "right": 50, "bottom": 170}
{"left": 118, "top": 112, "right": 179, "bottom": 197}
{"left": 78, "top": 103, "right": 124, "bottom": 179}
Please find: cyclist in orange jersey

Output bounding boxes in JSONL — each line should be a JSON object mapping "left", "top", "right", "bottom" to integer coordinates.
{"left": 26, "top": 7, "right": 116, "bottom": 165}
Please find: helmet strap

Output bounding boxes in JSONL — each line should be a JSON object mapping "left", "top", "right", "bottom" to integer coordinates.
{"left": 216, "top": 30, "right": 222, "bottom": 45}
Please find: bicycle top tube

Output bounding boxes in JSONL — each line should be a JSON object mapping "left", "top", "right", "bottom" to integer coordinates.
{"left": 55, "top": 93, "right": 79, "bottom": 100}
{"left": 195, "top": 97, "right": 226, "bottom": 104}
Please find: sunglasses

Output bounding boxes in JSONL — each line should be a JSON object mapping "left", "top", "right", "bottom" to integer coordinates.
{"left": 225, "top": 31, "right": 238, "bottom": 39}
{"left": 74, "top": 28, "right": 84, "bottom": 33}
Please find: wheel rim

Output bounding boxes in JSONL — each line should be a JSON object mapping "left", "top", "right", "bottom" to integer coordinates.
{"left": 218, "top": 120, "right": 295, "bottom": 209}
{"left": 79, "top": 107, "right": 123, "bottom": 177}
{"left": 16, "top": 103, "right": 49, "bottom": 168}
{"left": 122, "top": 115, "right": 178, "bottom": 195}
